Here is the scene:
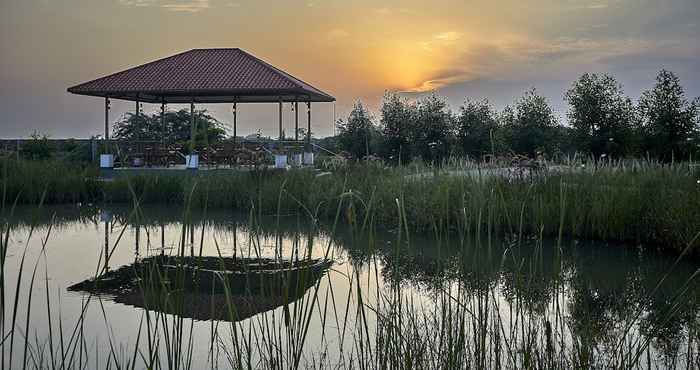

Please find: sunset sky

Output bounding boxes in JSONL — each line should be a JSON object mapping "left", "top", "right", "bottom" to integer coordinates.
{"left": 1, "top": 0, "right": 698, "bottom": 138}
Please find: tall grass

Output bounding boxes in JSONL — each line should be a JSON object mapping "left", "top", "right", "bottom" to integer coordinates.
{"left": 5, "top": 157, "right": 697, "bottom": 254}
{"left": 1, "top": 168, "right": 699, "bottom": 369}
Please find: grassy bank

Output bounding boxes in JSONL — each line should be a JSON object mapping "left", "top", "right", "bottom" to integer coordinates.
{"left": 1, "top": 158, "right": 699, "bottom": 254}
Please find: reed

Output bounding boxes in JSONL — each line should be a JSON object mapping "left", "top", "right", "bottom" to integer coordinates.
{"left": 1, "top": 173, "right": 699, "bottom": 369}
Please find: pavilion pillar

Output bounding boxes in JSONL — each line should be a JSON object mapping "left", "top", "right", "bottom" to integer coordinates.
{"left": 203, "top": 110, "right": 209, "bottom": 166}
{"left": 291, "top": 100, "right": 302, "bottom": 166}
{"left": 160, "top": 100, "right": 166, "bottom": 145}
{"left": 232, "top": 102, "right": 237, "bottom": 145}
{"left": 294, "top": 100, "right": 299, "bottom": 141}
{"left": 278, "top": 97, "right": 283, "bottom": 140}
{"left": 135, "top": 98, "right": 140, "bottom": 142}
{"left": 306, "top": 101, "right": 312, "bottom": 145}
{"left": 275, "top": 97, "right": 287, "bottom": 169}
{"left": 100, "top": 97, "right": 114, "bottom": 170}
{"left": 104, "top": 97, "right": 110, "bottom": 147}
{"left": 304, "top": 101, "right": 314, "bottom": 166}
{"left": 187, "top": 101, "right": 199, "bottom": 169}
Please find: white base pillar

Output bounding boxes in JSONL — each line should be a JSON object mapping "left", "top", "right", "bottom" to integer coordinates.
{"left": 303, "top": 152, "right": 314, "bottom": 166}
{"left": 100, "top": 154, "right": 114, "bottom": 168}
{"left": 274, "top": 154, "right": 288, "bottom": 169}
{"left": 186, "top": 154, "right": 199, "bottom": 169}
{"left": 291, "top": 153, "right": 303, "bottom": 166}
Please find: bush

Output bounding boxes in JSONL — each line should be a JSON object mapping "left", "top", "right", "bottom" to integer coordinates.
{"left": 20, "top": 131, "right": 54, "bottom": 160}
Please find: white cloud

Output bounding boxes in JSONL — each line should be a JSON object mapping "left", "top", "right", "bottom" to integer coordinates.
{"left": 118, "top": 0, "right": 210, "bottom": 13}
{"left": 327, "top": 29, "right": 350, "bottom": 42}
{"left": 434, "top": 31, "right": 463, "bottom": 42}
{"left": 587, "top": 3, "right": 609, "bottom": 9}
{"left": 118, "top": 0, "right": 157, "bottom": 6}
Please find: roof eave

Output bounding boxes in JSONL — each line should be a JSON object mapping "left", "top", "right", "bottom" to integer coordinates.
{"left": 67, "top": 87, "right": 335, "bottom": 103}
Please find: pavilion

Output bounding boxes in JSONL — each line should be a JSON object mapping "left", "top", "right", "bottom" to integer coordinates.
{"left": 67, "top": 48, "right": 336, "bottom": 169}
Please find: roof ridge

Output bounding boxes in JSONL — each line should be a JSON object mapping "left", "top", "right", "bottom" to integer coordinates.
{"left": 235, "top": 49, "right": 304, "bottom": 90}
{"left": 236, "top": 49, "right": 331, "bottom": 98}
{"left": 191, "top": 47, "right": 241, "bottom": 51}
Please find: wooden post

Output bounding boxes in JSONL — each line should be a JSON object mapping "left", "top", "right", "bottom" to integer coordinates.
{"left": 160, "top": 100, "right": 166, "bottom": 145}
{"left": 135, "top": 98, "right": 140, "bottom": 143}
{"left": 190, "top": 101, "right": 196, "bottom": 153}
{"left": 203, "top": 109, "right": 209, "bottom": 166}
{"left": 104, "top": 97, "right": 110, "bottom": 153}
{"left": 306, "top": 101, "right": 312, "bottom": 146}
{"left": 295, "top": 100, "right": 299, "bottom": 141}
{"left": 278, "top": 97, "right": 283, "bottom": 140}
{"left": 232, "top": 102, "right": 237, "bottom": 145}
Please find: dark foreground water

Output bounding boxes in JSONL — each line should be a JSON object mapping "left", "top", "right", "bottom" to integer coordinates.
{"left": 2, "top": 205, "right": 699, "bottom": 369}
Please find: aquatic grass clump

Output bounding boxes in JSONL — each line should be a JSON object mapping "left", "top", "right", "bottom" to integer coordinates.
{"left": 2, "top": 157, "right": 699, "bottom": 254}
{"left": 0, "top": 159, "right": 100, "bottom": 205}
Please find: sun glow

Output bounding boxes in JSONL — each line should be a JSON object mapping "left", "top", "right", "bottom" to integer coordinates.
{"left": 364, "top": 39, "right": 456, "bottom": 93}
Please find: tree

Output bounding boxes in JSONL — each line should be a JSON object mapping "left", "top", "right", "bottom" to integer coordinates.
{"left": 638, "top": 70, "right": 699, "bottom": 161}
{"left": 21, "top": 131, "right": 54, "bottom": 160}
{"left": 379, "top": 92, "right": 415, "bottom": 164}
{"left": 457, "top": 99, "right": 501, "bottom": 159}
{"left": 503, "top": 89, "right": 561, "bottom": 157}
{"left": 337, "top": 102, "right": 377, "bottom": 159}
{"left": 565, "top": 73, "right": 636, "bottom": 157}
{"left": 112, "top": 109, "right": 227, "bottom": 146}
{"left": 412, "top": 94, "right": 455, "bottom": 164}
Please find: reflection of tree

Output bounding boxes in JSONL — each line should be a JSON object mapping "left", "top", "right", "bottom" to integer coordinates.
{"left": 341, "top": 231, "right": 700, "bottom": 366}
{"left": 498, "top": 237, "right": 562, "bottom": 313}
{"left": 567, "top": 277, "right": 636, "bottom": 364}
{"left": 340, "top": 233, "right": 506, "bottom": 294}
{"left": 564, "top": 240, "right": 700, "bottom": 365}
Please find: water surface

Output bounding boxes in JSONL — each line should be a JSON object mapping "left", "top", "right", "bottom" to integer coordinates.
{"left": 2, "top": 205, "right": 698, "bottom": 368}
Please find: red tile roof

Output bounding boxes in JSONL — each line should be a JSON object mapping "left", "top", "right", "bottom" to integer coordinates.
{"left": 67, "top": 49, "right": 335, "bottom": 103}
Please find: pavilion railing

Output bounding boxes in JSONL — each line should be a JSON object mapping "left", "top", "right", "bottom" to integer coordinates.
{"left": 111, "top": 140, "right": 310, "bottom": 168}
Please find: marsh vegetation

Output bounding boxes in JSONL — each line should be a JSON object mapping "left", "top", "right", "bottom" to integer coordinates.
{"left": 1, "top": 186, "right": 698, "bottom": 369}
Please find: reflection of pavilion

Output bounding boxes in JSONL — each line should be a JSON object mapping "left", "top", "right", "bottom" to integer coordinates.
{"left": 69, "top": 255, "right": 331, "bottom": 322}
{"left": 68, "top": 48, "right": 335, "bottom": 170}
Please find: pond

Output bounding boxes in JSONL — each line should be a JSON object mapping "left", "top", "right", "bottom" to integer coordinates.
{"left": 2, "top": 205, "right": 699, "bottom": 369}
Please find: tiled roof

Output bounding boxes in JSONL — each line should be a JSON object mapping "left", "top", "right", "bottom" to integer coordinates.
{"left": 67, "top": 49, "right": 335, "bottom": 103}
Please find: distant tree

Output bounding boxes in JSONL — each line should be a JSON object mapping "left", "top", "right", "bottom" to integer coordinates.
{"left": 379, "top": 92, "right": 415, "bottom": 164}
{"left": 457, "top": 99, "right": 501, "bottom": 159}
{"left": 565, "top": 73, "right": 637, "bottom": 157}
{"left": 62, "top": 138, "right": 94, "bottom": 163}
{"left": 503, "top": 89, "right": 560, "bottom": 157}
{"left": 337, "top": 102, "right": 377, "bottom": 159}
{"left": 412, "top": 94, "right": 454, "bottom": 164}
{"left": 113, "top": 109, "right": 227, "bottom": 146}
{"left": 21, "top": 131, "right": 54, "bottom": 160}
{"left": 316, "top": 135, "right": 340, "bottom": 154}
{"left": 638, "top": 70, "right": 699, "bottom": 161}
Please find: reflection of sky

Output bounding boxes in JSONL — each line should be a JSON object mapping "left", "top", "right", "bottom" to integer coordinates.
{"left": 1, "top": 0, "right": 698, "bottom": 138}
{"left": 2, "top": 205, "right": 698, "bottom": 368}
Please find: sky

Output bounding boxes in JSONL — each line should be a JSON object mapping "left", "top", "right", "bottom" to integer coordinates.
{"left": 1, "top": 0, "right": 699, "bottom": 139}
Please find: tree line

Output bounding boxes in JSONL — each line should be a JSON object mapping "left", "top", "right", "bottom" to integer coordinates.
{"left": 333, "top": 70, "right": 700, "bottom": 163}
